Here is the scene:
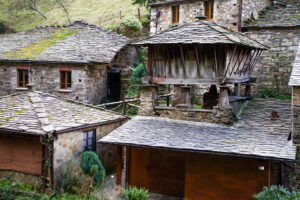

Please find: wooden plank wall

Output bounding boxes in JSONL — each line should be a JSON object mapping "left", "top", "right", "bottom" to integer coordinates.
{"left": 0, "top": 134, "right": 42, "bottom": 176}
{"left": 150, "top": 44, "right": 226, "bottom": 79}
{"left": 185, "top": 153, "right": 269, "bottom": 200}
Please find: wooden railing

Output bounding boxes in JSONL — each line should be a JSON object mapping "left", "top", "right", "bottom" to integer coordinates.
{"left": 96, "top": 94, "right": 172, "bottom": 115}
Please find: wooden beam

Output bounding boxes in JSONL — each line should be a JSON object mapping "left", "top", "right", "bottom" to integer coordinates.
{"left": 166, "top": 46, "right": 173, "bottom": 78}
{"left": 125, "top": 146, "right": 130, "bottom": 185}
{"left": 224, "top": 45, "right": 237, "bottom": 77}
{"left": 214, "top": 45, "right": 218, "bottom": 77}
{"left": 243, "top": 50, "right": 258, "bottom": 74}
{"left": 268, "top": 160, "right": 271, "bottom": 188}
{"left": 230, "top": 48, "right": 244, "bottom": 76}
{"left": 163, "top": 46, "right": 167, "bottom": 78}
{"left": 249, "top": 50, "right": 263, "bottom": 74}
{"left": 234, "top": 48, "right": 249, "bottom": 75}
{"left": 179, "top": 45, "right": 187, "bottom": 78}
{"left": 238, "top": 49, "right": 252, "bottom": 75}
{"left": 281, "top": 161, "right": 284, "bottom": 185}
{"left": 195, "top": 46, "right": 201, "bottom": 78}
{"left": 147, "top": 46, "right": 152, "bottom": 77}
{"left": 116, "top": 146, "right": 122, "bottom": 188}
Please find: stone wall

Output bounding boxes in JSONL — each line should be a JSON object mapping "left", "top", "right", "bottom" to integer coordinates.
{"left": 150, "top": 0, "right": 270, "bottom": 34}
{"left": 0, "top": 63, "right": 107, "bottom": 105}
{"left": 156, "top": 106, "right": 235, "bottom": 125}
{"left": 0, "top": 170, "right": 42, "bottom": 189}
{"left": 290, "top": 86, "right": 300, "bottom": 189}
{"left": 53, "top": 120, "right": 126, "bottom": 183}
{"left": 246, "top": 28, "right": 300, "bottom": 95}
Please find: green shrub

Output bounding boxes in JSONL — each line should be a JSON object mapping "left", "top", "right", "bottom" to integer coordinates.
{"left": 120, "top": 186, "right": 149, "bottom": 200}
{"left": 80, "top": 151, "right": 106, "bottom": 185}
{"left": 0, "top": 187, "right": 43, "bottom": 200}
{"left": 130, "top": 63, "right": 147, "bottom": 85}
{"left": 120, "top": 16, "right": 142, "bottom": 32}
{"left": 253, "top": 185, "right": 300, "bottom": 200}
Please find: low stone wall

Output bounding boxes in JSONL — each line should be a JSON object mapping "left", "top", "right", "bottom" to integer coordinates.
{"left": 155, "top": 106, "right": 235, "bottom": 125}
{"left": 0, "top": 170, "right": 42, "bottom": 189}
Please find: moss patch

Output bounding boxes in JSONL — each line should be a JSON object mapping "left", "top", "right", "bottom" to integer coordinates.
{"left": 4, "top": 29, "right": 74, "bottom": 60}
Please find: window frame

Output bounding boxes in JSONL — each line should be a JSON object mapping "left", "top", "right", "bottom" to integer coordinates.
{"left": 17, "top": 69, "right": 29, "bottom": 88}
{"left": 204, "top": 0, "right": 214, "bottom": 20}
{"left": 59, "top": 70, "right": 72, "bottom": 90}
{"left": 83, "top": 129, "right": 97, "bottom": 152}
{"left": 171, "top": 5, "right": 180, "bottom": 25}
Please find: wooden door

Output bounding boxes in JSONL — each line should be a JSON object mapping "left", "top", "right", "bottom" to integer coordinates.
{"left": 149, "top": 149, "right": 185, "bottom": 197}
{"left": 127, "top": 147, "right": 150, "bottom": 189}
{"left": 185, "top": 153, "right": 269, "bottom": 200}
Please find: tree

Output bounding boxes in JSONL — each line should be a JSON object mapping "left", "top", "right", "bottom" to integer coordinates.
{"left": 54, "top": 0, "right": 73, "bottom": 25}
{"left": 132, "top": 0, "right": 164, "bottom": 6}
{"left": 9, "top": 0, "right": 47, "bottom": 19}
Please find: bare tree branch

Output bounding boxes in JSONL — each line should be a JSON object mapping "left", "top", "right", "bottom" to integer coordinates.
{"left": 9, "top": 0, "right": 47, "bottom": 19}
{"left": 54, "top": 0, "right": 73, "bottom": 25}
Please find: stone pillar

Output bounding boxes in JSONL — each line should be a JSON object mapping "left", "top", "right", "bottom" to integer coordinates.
{"left": 172, "top": 85, "right": 192, "bottom": 108}
{"left": 218, "top": 85, "right": 230, "bottom": 107}
{"left": 234, "top": 83, "right": 241, "bottom": 97}
{"left": 138, "top": 85, "right": 158, "bottom": 116}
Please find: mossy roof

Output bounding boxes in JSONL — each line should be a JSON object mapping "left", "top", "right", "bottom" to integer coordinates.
{"left": 0, "top": 21, "right": 130, "bottom": 64}
{"left": 0, "top": 91, "right": 127, "bottom": 135}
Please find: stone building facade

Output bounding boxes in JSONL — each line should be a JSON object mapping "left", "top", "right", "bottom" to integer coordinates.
{"left": 149, "top": 0, "right": 270, "bottom": 35}
{"left": 0, "top": 21, "right": 137, "bottom": 105}
{"left": 289, "top": 44, "right": 300, "bottom": 189}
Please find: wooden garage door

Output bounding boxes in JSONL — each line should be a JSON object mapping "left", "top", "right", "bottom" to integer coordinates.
{"left": 0, "top": 135, "right": 43, "bottom": 175}
{"left": 185, "top": 153, "right": 269, "bottom": 200}
{"left": 150, "top": 149, "right": 185, "bottom": 197}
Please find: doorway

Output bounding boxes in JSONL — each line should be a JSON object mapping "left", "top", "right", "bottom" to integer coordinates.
{"left": 107, "top": 71, "right": 121, "bottom": 102}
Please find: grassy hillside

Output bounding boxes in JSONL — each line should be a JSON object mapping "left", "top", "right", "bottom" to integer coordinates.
{"left": 0, "top": 0, "right": 148, "bottom": 32}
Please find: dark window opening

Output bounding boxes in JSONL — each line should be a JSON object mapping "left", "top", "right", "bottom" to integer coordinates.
{"left": 83, "top": 129, "right": 96, "bottom": 152}
{"left": 204, "top": 0, "right": 214, "bottom": 20}
{"left": 172, "top": 5, "right": 180, "bottom": 24}
{"left": 17, "top": 69, "right": 29, "bottom": 88}
{"left": 60, "top": 71, "right": 72, "bottom": 89}
{"left": 107, "top": 71, "right": 121, "bottom": 102}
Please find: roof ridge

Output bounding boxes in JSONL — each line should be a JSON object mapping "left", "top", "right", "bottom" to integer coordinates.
{"left": 28, "top": 92, "right": 54, "bottom": 133}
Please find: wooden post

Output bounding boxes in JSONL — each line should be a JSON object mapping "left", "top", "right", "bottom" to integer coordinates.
{"left": 138, "top": 8, "right": 141, "bottom": 20}
{"left": 218, "top": 85, "right": 230, "bottom": 107}
{"left": 281, "top": 161, "right": 284, "bottom": 185}
{"left": 120, "top": 10, "right": 122, "bottom": 19}
{"left": 245, "top": 83, "right": 251, "bottom": 97}
{"left": 234, "top": 83, "right": 241, "bottom": 96}
{"left": 167, "top": 96, "right": 170, "bottom": 107}
{"left": 116, "top": 146, "right": 122, "bottom": 188}
{"left": 122, "top": 101, "right": 127, "bottom": 115}
{"left": 268, "top": 160, "right": 271, "bottom": 188}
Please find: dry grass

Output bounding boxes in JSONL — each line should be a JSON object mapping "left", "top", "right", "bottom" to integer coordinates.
{"left": 0, "top": 0, "right": 148, "bottom": 32}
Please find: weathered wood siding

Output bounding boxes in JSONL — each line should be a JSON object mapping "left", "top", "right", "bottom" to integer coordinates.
{"left": 126, "top": 147, "right": 276, "bottom": 199}
{"left": 0, "top": 135, "right": 42, "bottom": 176}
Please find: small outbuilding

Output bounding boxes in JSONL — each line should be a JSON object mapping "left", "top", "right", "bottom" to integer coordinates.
{"left": 100, "top": 116, "right": 296, "bottom": 200}
{"left": 0, "top": 85, "right": 128, "bottom": 189}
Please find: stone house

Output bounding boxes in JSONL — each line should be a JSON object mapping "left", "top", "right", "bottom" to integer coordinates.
{"left": 149, "top": 0, "right": 300, "bottom": 96}
{"left": 244, "top": 1, "right": 300, "bottom": 95}
{"left": 0, "top": 86, "right": 128, "bottom": 190}
{"left": 289, "top": 43, "right": 300, "bottom": 188}
{"left": 0, "top": 21, "right": 137, "bottom": 104}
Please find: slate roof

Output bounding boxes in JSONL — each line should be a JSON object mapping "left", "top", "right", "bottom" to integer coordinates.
{"left": 289, "top": 44, "right": 300, "bottom": 86}
{"left": 244, "top": 4, "right": 300, "bottom": 28}
{"left": 0, "top": 21, "right": 130, "bottom": 64}
{"left": 0, "top": 91, "right": 127, "bottom": 135}
{"left": 134, "top": 21, "right": 267, "bottom": 49}
{"left": 99, "top": 116, "right": 296, "bottom": 161}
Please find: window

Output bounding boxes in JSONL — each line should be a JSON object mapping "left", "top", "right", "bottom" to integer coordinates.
{"left": 60, "top": 71, "right": 72, "bottom": 89}
{"left": 172, "top": 5, "right": 180, "bottom": 24}
{"left": 17, "top": 69, "right": 29, "bottom": 88}
{"left": 204, "top": 0, "right": 214, "bottom": 20}
{"left": 83, "top": 129, "right": 96, "bottom": 152}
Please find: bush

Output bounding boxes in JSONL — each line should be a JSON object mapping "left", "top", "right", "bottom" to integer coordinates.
{"left": 130, "top": 63, "right": 147, "bottom": 85}
{"left": 120, "top": 186, "right": 149, "bottom": 200}
{"left": 80, "top": 151, "right": 106, "bottom": 186}
{"left": 253, "top": 185, "right": 300, "bottom": 200}
{"left": 120, "top": 16, "right": 142, "bottom": 32}
{"left": 0, "top": 187, "right": 43, "bottom": 200}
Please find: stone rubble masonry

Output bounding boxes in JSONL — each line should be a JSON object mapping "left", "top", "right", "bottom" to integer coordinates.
{"left": 138, "top": 85, "right": 159, "bottom": 116}
{"left": 53, "top": 120, "right": 126, "bottom": 184}
{"left": 246, "top": 28, "right": 300, "bottom": 95}
{"left": 0, "top": 170, "right": 42, "bottom": 188}
{"left": 150, "top": 0, "right": 270, "bottom": 35}
{"left": 291, "top": 86, "right": 300, "bottom": 189}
